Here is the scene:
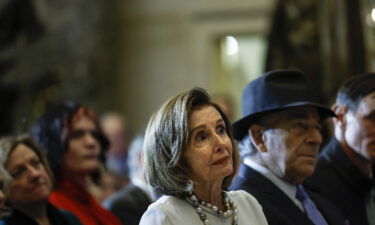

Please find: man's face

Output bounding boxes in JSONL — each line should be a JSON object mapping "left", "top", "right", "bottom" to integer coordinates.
{"left": 344, "top": 92, "right": 375, "bottom": 162}
{"left": 259, "top": 106, "right": 322, "bottom": 184}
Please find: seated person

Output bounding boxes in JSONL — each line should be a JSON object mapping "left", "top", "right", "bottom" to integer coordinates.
{"left": 305, "top": 73, "right": 375, "bottom": 225}
{"left": 103, "top": 133, "right": 152, "bottom": 225}
{"left": 0, "top": 135, "right": 82, "bottom": 225}
{"left": 31, "top": 101, "right": 121, "bottom": 225}
{"left": 230, "top": 70, "right": 347, "bottom": 225}
{"left": 140, "top": 87, "right": 268, "bottom": 225}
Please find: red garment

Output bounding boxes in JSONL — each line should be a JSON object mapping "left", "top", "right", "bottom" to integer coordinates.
{"left": 49, "top": 177, "right": 121, "bottom": 225}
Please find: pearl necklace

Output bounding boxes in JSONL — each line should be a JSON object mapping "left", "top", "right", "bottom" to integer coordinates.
{"left": 186, "top": 191, "right": 238, "bottom": 225}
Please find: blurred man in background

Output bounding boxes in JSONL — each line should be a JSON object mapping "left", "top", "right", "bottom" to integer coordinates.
{"left": 103, "top": 132, "right": 152, "bottom": 225}
{"left": 100, "top": 112, "right": 130, "bottom": 184}
{"left": 306, "top": 73, "right": 375, "bottom": 225}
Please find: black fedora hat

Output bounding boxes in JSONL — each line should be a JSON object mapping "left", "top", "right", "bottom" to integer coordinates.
{"left": 232, "top": 69, "right": 336, "bottom": 140}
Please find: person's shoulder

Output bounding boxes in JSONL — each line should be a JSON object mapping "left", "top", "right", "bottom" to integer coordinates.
{"left": 148, "top": 195, "right": 185, "bottom": 211}
{"left": 102, "top": 187, "right": 131, "bottom": 209}
{"left": 59, "top": 210, "right": 83, "bottom": 225}
{"left": 140, "top": 195, "right": 188, "bottom": 225}
{"left": 227, "top": 189, "right": 256, "bottom": 199}
{"left": 226, "top": 190, "right": 268, "bottom": 225}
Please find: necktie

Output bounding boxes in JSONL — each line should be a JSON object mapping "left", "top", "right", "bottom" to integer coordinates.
{"left": 296, "top": 185, "right": 328, "bottom": 225}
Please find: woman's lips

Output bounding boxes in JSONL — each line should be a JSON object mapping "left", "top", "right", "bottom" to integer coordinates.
{"left": 213, "top": 156, "right": 229, "bottom": 165}
{"left": 85, "top": 154, "right": 99, "bottom": 159}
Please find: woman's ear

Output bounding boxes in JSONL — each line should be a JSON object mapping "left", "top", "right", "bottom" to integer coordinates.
{"left": 248, "top": 124, "right": 267, "bottom": 152}
{"left": 332, "top": 103, "right": 348, "bottom": 128}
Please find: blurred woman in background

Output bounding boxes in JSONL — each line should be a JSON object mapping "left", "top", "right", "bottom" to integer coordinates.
{"left": 32, "top": 101, "right": 121, "bottom": 225}
{"left": 0, "top": 165, "right": 8, "bottom": 219}
{"left": 0, "top": 135, "right": 82, "bottom": 225}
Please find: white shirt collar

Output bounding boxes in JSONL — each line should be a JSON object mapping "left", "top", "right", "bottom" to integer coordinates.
{"left": 243, "top": 157, "right": 304, "bottom": 211}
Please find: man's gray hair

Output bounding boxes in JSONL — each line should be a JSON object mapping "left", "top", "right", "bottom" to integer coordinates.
{"left": 143, "top": 87, "right": 239, "bottom": 198}
{"left": 238, "top": 134, "right": 257, "bottom": 159}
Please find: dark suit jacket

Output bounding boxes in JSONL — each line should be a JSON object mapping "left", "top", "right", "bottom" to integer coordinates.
{"left": 230, "top": 163, "right": 347, "bottom": 225}
{"left": 103, "top": 184, "right": 152, "bottom": 225}
{"left": 2, "top": 203, "right": 83, "bottom": 225}
{"left": 305, "top": 137, "right": 374, "bottom": 225}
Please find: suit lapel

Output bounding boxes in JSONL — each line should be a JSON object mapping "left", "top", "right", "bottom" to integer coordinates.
{"left": 233, "top": 164, "right": 314, "bottom": 225}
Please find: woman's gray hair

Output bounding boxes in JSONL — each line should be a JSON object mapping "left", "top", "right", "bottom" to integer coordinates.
{"left": 143, "top": 87, "right": 239, "bottom": 198}
{"left": 0, "top": 135, "right": 54, "bottom": 197}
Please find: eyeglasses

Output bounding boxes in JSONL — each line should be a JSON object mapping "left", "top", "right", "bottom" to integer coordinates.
{"left": 288, "top": 122, "right": 322, "bottom": 135}
{"left": 68, "top": 129, "right": 102, "bottom": 140}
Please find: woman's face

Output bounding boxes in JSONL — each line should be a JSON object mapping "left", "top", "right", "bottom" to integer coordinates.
{"left": 0, "top": 179, "right": 5, "bottom": 208}
{"left": 183, "top": 105, "right": 233, "bottom": 185}
{"left": 64, "top": 116, "right": 101, "bottom": 175}
{"left": 5, "top": 144, "right": 52, "bottom": 206}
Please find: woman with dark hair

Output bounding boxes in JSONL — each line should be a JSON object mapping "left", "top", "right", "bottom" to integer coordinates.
{"left": 32, "top": 101, "right": 121, "bottom": 225}
{"left": 140, "top": 88, "right": 268, "bottom": 225}
{"left": 0, "top": 135, "right": 82, "bottom": 225}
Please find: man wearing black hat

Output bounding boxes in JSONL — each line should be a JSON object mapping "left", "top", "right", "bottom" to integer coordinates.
{"left": 229, "top": 70, "right": 347, "bottom": 225}
{"left": 305, "top": 74, "right": 375, "bottom": 225}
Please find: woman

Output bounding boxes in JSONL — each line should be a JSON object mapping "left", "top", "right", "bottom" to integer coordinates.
{"left": 31, "top": 101, "right": 121, "bottom": 225}
{"left": 140, "top": 88, "right": 268, "bottom": 225}
{"left": 0, "top": 135, "right": 82, "bottom": 225}
{"left": 0, "top": 162, "right": 9, "bottom": 219}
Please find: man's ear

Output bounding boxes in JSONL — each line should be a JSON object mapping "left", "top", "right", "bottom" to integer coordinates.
{"left": 248, "top": 124, "right": 267, "bottom": 152}
{"left": 332, "top": 103, "right": 348, "bottom": 128}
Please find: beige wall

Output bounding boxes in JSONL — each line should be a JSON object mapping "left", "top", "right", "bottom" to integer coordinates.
{"left": 117, "top": 0, "right": 275, "bottom": 134}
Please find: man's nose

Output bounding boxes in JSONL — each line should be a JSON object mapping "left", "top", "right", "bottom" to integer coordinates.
{"left": 306, "top": 127, "right": 323, "bottom": 145}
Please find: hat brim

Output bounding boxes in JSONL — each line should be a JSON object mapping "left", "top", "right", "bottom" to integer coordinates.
{"left": 232, "top": 102, "right": 336, "bottom": 140}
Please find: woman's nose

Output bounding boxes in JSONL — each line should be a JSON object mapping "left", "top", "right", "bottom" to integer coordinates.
{"left": 213, "top": 134, "right": 227, "bottom": 152}
{"left": 27, "top": 166, "right": 41, "bottom": 182}
{"left": 84, "top": 132, "right": 98, "bottom": 145}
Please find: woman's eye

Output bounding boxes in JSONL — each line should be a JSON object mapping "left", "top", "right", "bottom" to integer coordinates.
{"left": 11, "top": 169, "right": 24, "bottom": 179}
{"left": 196, "top": 132, "right": 207, "bottom": 142}
{"left": 217, "top": 125, "right": 227, "bottom": 135}
{"left": 31, "top": 159, "right": 41, "bottom": 168}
